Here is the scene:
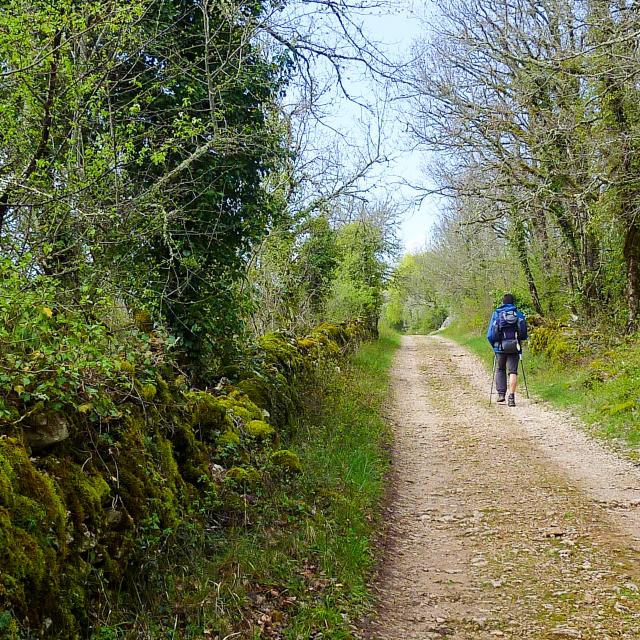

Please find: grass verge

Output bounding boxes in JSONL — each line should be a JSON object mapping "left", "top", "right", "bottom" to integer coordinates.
{"left": 96, "top": 329, "right": 399, "bottom": 639}
{"left": 441, "top": 318, "right": 640, "bottom": 457}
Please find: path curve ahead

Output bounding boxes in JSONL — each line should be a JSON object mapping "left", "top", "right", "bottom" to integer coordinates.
{"left": 369, "top": 335, "right": 640, "bottom": 640}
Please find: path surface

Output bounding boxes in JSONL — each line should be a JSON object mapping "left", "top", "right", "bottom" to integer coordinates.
{"left": 368, "top": 335, "right": 640, "bottom": 639}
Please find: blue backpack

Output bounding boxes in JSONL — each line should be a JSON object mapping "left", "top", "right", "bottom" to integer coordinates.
{"left": 497, "top": 309, "right": 520, "bottom": 353}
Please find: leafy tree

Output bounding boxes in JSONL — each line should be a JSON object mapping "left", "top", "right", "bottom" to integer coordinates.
{"left": 383, "top": 254, "right": 447, "bottom": 333}
{"left": 404, "top": 0, "right": 640, "bottom": 328}
{"left": 104, "top": 0, "right": 292, "bottom": 369}
{"left": 326, "top": 209, "right": 395, "bottom": 334}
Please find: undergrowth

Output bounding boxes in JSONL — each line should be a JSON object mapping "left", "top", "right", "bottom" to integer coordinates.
{"left": 441, "top": 317, "right": 640, "bottom": 456}
{"left": 93, "top": 329, "right": 399, "bottom": 639}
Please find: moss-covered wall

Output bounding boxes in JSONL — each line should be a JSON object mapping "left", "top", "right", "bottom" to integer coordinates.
{"left": 0, "top": 320, "right": 369, "bottom": 638}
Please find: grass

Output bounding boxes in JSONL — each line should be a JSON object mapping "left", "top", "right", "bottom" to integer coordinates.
{"left": 98, "top": 329, "right": 400, "bottom": 639}
{"left": 441, "top": 318, "right": 640, "bottom": 455}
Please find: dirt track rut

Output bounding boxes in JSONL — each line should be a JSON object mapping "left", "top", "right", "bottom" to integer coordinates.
{"left": 369, "top": 335, "right": 640, "bottom": 639}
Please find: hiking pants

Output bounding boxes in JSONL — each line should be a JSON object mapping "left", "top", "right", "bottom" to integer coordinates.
{"left": 495, "top": 353, "right": 519, "bottom": 394}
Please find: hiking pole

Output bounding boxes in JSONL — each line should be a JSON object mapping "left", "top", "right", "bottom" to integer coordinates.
{"left": 519, "top": 351, "right": 530, "bottom": 399}
{"left": 489, "top": 353, "right": 497, "bottom": 405}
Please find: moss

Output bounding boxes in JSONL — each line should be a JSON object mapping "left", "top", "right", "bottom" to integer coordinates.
{"left": 225, "top": 466, "right": 261, "bottom": 487}
{"left": 0, "top": 454, "right": 14, "bottom": 508}
{"left": 174, "top": 375, "right": 188, "bottom": 391}
{"left": 0, "top": 438, "right": 70, "bottom": 631}
{"left": 155, "top": 375, "right": 172, "bottom": 403}
{"left": 297, "top": 337, "right": 320, "bottom": 351}
{"left": 236, "top": 377, "right": 272, "bottom": 410}
{"left": 259, "top": 332, "right": 306, "bottom": 374}
{"left": 187, "top": 391, "right": 233, "bottom": 440}
{"left": 235, "top": 374, "right": 298, "bottom": 430}
{"left": 132, "top": 309, "right": 153, "bottom": 333}
{"left": 219, "top": 401, "right": 251, "bottom": 425}
{"left": 2, "top": 440, "right": 66, "bottom": 538}
{"left": 314, "top": 322, "right": 344, "bottom": 341}
{"left": 113, "top": 414, "right": 184, "bottom": 531}
{"left": 218, "top": 430, "right": 241, "bottom": 448}
{"left": 270, "top": 449, "right": 303, "bottom": 474}
{"left": 50, "top": 460, "right": 110, "bottom": 532}
{"left": 138, "top": 383, "right": 157, "bottom": 401}
{"left": 170, "top": 418, "right": 211, "bottom": 484}
{"left": 153, "top": 436, "right": 181, "bottom": 487}
{"left": 244, "top": 420, "right": 275, "bottom": 440}
{"left": 118, "top": 360, "right": 136, "bottom": 374}
{"left": 218, "top": 392, "right": 262, "bottom": 426}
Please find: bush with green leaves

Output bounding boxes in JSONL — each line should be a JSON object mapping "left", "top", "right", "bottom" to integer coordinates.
{"left": 0, "top": 259, "right": 175, "bottom": 424}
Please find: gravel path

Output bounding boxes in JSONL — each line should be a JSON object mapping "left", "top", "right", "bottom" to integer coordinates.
{"left": 369, "top": 335, "right": 640, "bottom": 639}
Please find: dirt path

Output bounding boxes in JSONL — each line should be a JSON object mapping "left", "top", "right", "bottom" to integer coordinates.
{"left": 369, "top": 335, "right": 640, "bottom": 640}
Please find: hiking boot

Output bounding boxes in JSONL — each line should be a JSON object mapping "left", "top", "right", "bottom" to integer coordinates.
{"left": 497, "top": 393, "right": 506, "bottom": 403}
{"left": 507, "top": 394, "right": 516, "bottom": 407}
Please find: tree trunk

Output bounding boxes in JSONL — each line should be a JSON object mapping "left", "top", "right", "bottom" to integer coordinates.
{"left": 512, "top": 214, "right": 544, "bottom": 315}
{"left": 624, "top": 222, "right": 640, "bottom": 331}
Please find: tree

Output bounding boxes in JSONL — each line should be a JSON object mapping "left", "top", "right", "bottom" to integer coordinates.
{"left": 326, "top": 200, "right": 398, "bottom": 333}
{"left": 405, "top": 0, "right": 636, "bottom": 324}
{"left": 383, "top": 253, "right": 447, "bottom": 332}
{"left": 0, "top": 0, "right": 402, "bottom": 376}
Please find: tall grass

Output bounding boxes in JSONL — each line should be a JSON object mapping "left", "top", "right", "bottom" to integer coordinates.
{"left": 111, "top": 329, "right": 400, "bottom": 639}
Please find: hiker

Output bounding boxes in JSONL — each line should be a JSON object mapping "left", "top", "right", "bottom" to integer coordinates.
{"left": 487, "top": 293, "right": 528, "bottom": 407}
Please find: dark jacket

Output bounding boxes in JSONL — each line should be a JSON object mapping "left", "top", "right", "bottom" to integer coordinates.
{"left": 486, "top": 303, "right": 528, "bottom": 353}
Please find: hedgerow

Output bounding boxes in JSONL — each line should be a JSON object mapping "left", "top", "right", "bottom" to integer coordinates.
{"left": 0, "top": 295, "right": 370, "bottom": 637}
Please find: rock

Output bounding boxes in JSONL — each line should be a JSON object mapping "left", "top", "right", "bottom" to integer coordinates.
{"left": 550, "top": 627, "right": 582, "bottom": 638}
{"left": 105, "top": 509, "right": 123, "bottom": 527}
{"left": 23, "top": 413, "right": 70, "bottom": 449}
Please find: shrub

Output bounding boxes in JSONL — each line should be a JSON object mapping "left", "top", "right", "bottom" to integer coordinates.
{"left": 0, "top": 318, "right": 369, "bottom": 635}
{"left": 529, "top": 325, "right": 579, "bottom": 362}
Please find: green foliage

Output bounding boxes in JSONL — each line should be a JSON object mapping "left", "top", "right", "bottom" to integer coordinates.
{"left": 154, "top": 328, "right": 398, "bottom": 638}
{"left": 0, "top": 317, "right": 373, "bottom": 636}
{"left": 528, "top": 325, "right": 580, "bottom": 363}
{"left": 407, "top": 0, "right": 640, "bottom": 329}
{"left": 0, "top": 0, "right": 292, "bottom": 374}
{"left": 383, "top": 253, "right": 446, "bottom": 333}
{"left": 0, "top": 0, "right": 394, "bottom": 635}
{"left": 0, "top": 259, "right": 171, "bottom": 424}
{"left": 250, "top": 214, "right": 340, "bottom": 334}
{"left": 326, "top": 219, "right": 391, "bottom": 333}
{"left": 124, "top": 0, "right": 291, "bottom": 368}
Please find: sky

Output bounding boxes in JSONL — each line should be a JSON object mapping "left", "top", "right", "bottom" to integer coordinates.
{"left": 338, "top": 2, "right": 443, "bottom": 253}
{"left": 283, "top": 0, "right": 443, "bottom": 253}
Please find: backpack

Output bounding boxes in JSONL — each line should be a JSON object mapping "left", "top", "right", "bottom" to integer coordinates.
{"left": 496, "top": 309, "right": 520, "bottom": 353}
